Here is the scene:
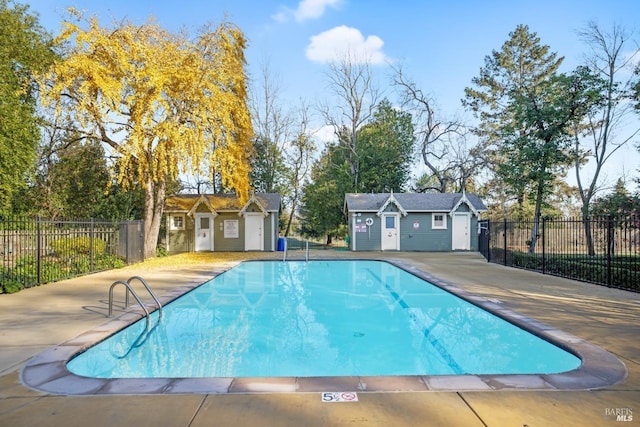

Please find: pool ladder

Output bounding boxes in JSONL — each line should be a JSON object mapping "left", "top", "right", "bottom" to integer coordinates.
{"left": 108, "top": 276, "right": 163, "bottom": 329}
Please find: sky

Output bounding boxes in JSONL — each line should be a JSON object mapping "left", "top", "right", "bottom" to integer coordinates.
{"left": 23, "top": 0, "right": 640, "bottom": 192}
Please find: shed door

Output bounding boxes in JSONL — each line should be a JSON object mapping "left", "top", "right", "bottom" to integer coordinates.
{"left": 245, "top": 214, "right": 264, "bottom": 251}
{"left": 381, "top": 213, "right": 400, "bottom": 251}
{"left": 195, "top": 213, "right": 214, "bottom": 251}
{"left": 452, "top": 214, "right": 470, "bottom": 250}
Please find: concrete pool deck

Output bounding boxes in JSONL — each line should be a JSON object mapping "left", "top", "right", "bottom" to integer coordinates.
{"left": 1, "top": 252, "right": 639, "bottom": 426}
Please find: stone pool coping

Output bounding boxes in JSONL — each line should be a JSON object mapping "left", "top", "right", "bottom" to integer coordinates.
{"left": 21, "top": 258, "right": 627, "bottom": 395}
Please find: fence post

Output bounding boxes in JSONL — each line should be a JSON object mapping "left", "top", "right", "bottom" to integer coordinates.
{"left": 503, "top": 218, "right": 507, "bottom": 266}
{"left": 606, "top": 215, "right": 613, "bottom": 287}
{"left": 541, "top": 217, "right": 546, "bottom": 275}
{"left": 125, "top": 221, "right": 130, "bottom": 264}
{"left": 487, "top": 220, "right": 491, "bottom": 262}
{"left": 36, "top": 217, "right": 42, "bottom": 285}
{"left": 90, "top": 218, "right": 95, "bottom": 272}
{"left": 141, "top": 220, "right": 145, "bottom": 262}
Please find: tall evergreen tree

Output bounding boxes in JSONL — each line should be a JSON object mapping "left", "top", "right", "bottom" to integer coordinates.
{"left": 590, "top": 178, "right": 640, "bottom": 218}
{"left": 357, "top": 99, "right": 415, "bottom": 192}
{"left": 299, "top": 144, "right": 350, "bottom": 244}
{"left": 465, "top": 25, "right": 602, "bottom": 252}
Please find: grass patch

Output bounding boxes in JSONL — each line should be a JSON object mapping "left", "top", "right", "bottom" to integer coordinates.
{"left": 126, "top": 252, "right": 281, "bottom": 270}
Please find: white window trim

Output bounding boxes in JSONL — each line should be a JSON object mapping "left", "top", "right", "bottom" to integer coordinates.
{"left": 432, "top": 213, "right": 447, "bottom": 230}
{"left": 170, "top": 214, "right": 185, "bottom": 230}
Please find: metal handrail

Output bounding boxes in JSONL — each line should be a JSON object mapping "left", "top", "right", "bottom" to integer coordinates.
{"left": 127, "top": 276, "right": 163, "bottom": 319}
{"left": 305, "top": 240, "right": 309, "bottom": 262}
{"left": 108, "top": 280, "right": 150, "bottom": 330}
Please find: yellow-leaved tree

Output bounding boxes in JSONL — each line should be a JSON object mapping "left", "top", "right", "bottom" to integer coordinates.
{"left": 41, "top": 13, "right": 253, "bottom": 258}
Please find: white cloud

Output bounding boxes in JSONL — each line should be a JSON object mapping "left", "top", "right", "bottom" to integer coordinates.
{"left": 271, "top": 10, "right": 289, "bottom": 23}
{"left": 312, "top": 124, "right": 337, "bottom": 143}
{"left": 305, "top": 25, "right": 389, "bottom": 64}
{"left": 294, "top": 0, "right": 341, "bottom": 22}
{"left": 272, "top": 0, "right": 341, "bottom": 23}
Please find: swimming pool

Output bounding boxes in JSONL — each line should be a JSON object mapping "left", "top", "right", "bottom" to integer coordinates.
{"left": 66, "top": 260, "right": 579, "bottom": 378}
{"left": 21, "top": 257, "right": 627, "bottom": 395}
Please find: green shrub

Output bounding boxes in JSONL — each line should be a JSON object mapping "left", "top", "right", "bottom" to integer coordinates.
{"left": 95, "top": 254, "right": 125, "bottom": 270}
{"left": 40, "top": 260, "right": 67, "bottom": 282}
{"left": 500, "top": 250, "right": 639, "bottom": 290}
{"left": 11, "top": 255, "right": 67, "bottom": 284}
{"left": 50, "top": 236, "right": 107, "bottom": 256}
{"left": 611, "top": 268, "right": 639, "bottom": 292}
{"left": 69, "top": 255, "right": 91, "bottom": 274}
{"left": 0, "top": 271, "right": 24, "bottom": 294}
{"left": 512, "top": 252, "right": 543, "bottom": 271}
{"left": 12, "top": 256, "right": 38, "bottom": 286}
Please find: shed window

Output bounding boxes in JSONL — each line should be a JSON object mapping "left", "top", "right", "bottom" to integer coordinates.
{"left": 385, "top": 216, "right": 395, "bottom": 229}
{"left": 171, "top": 214, "right": 185, "bottom": 230}
{"left": 432, "top": 214, "right": 447, "bottom": 229}
{"left": 199, "top": 217, "right": 210, "bottom": 229}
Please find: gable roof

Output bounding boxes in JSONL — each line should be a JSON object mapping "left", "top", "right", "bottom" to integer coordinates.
{"left": 238, "top": 194, "right": 269, "bottom": 217}
{"left": 165, "top": 193, "right": 281, "bottom": 214}
{"left": 187, "top": 195, "right": 217, "bottom": 217}
{"left": 376, "top": 192, "right": 408, "bottom": 216}
{"left": 345, "top": 192, "right": 486, "bottom": 215}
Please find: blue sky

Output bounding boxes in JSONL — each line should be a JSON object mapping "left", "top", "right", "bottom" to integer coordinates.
{"left": 24, "top": 0, "right": 640, "bottom": 190}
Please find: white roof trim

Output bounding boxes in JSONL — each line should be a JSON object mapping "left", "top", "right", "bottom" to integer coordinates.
{"left": 449, "top": 192, "right": 480, "bottom": 217}
{"left": 376, "top": 193, "right": 408, "bottom": 217}
{"left": 187, "top": 195, "right": 218, "bottom": 217}
{"left": 238, "top": 194, "right": 269, "bottom": 217}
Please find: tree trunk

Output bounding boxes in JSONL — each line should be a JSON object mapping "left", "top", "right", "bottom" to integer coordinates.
{"left": 575, "top": 137, "right": 597, "bottom": 257}
{"left": 528, "top": 180, "right": 545, "bottom": 254}
{"left": 581, "top": 205, "right": 595, "bottom": 256}
{"left": 142, "top": 177, "right": 166, "bottom": 259}
{"left": 284, "top": 198, "right": 297, "bottom": 237}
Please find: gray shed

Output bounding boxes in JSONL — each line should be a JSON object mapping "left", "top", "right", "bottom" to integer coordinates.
{"left": 344, "top": 192, "right": 487, "bottom": 251}
{"left": 164, "top": 193, "right": 281, "bottom": 253}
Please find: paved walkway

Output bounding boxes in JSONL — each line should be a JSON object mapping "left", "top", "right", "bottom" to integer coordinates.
{"left": 1, "top": 252, "right": 639, "bottom": 426}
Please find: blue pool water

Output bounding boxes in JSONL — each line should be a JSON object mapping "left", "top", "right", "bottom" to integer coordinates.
{"left": 67, "top": 260, "right": 581, "bottom": 378}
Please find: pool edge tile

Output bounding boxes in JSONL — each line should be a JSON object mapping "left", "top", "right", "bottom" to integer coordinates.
{"left": 229, "top": 377, "right": 298, "bottom": 393}
{"left": 479, "top": 374, "right": 556, "bottom": 390}
{"left": 423, "top": 375, "right": 493, "bottom": 391}
{"left": 168, "top": 377, "right": 234, "bottom": 394}
{"left": 359, "top": 375, "right": 429, "bottom": 392}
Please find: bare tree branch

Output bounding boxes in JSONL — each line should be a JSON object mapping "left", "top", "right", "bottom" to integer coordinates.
{"left": 391, "top": 63, "right": 478, "bottom": 192}
{"left": 318, "top": 51, "right": 380, "bottom": 191}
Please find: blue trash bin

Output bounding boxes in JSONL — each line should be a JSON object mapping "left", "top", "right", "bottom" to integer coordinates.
{"left": 277, "top": 237, "right": 286, "bottom": 251}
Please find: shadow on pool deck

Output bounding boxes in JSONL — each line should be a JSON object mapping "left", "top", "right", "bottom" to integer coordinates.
{"left": 1, "top": 252, "right": 639, "bottom": 426}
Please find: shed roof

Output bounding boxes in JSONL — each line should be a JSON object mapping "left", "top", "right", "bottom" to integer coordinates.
{"left": 165, "top": 193, "right": 281, "bottom": 213}
{"left": 345, "top": 192, "right": 486, "bottom": 214}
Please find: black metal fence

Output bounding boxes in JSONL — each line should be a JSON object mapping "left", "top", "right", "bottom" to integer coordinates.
{"left": 0, "top": 217, "right": 144, "bottom": 293}
{"left": 479, "top": 216, "right": 639, "bottom": 292}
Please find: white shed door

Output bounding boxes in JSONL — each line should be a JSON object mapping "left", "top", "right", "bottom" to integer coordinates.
{"left": 195, "top": 213, "right": 214, "bottom": 251}
{"left": 452, "top": 214, "right": 470, "bottom": 250}
{"left": 381, "top": 213, "right": 400, "bottom": 251}
{"left": 245, "top": 214, "right": 264, "bottom": 251}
